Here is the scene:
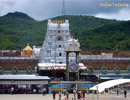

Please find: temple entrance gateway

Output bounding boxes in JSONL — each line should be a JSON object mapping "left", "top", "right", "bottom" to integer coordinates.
{"left": 65, "top": 38, "right": 81, "bottom": 81}
{"left": 38, "top": 20, "right": 85, "bottom": 78}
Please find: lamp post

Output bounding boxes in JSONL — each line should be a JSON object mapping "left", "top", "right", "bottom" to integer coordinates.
{"left": 76, "top": 80, "right": 77, "bottom": 92}
{"left": 92, "top": 90, "right": 94, "bottom": 100}
{"left": 104, "top": 89, "right": 106, "bottom": 100}
{"left": 61, "top": 77, "right": 63, "bottom": 93}
{"left": 96, "top": 86, "right": 99, "bottom": 100}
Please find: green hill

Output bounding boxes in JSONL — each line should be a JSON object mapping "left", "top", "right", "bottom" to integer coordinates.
{"left": 0, "top": 12, "right": 46, "bottom": 49}
{"left": 79, "top": 21, "right": 130, "bottom": 50}
{"left": 0, "top": 12, "right": 129, "bottom": 51}
{"left": 51, "top": 15, "right": 116, "bottom": 38}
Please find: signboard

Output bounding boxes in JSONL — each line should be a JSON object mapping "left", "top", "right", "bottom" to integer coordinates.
{"left": 69, "top": 63, "right": 78, "bottom": 72}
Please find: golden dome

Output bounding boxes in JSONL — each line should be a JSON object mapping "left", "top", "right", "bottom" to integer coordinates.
{"left": 23, "top": 43, "right": 33, "bottom": 51}
{"left": 21, "top": 43, "right": 33, "bottom": 57}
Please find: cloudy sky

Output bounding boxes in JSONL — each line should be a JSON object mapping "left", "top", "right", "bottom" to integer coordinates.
{"left": 0, "top": 0, "right": 130, "bottom": 21}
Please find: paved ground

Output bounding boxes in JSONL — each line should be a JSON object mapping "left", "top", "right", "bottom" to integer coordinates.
{"left": 0, "top": 93, "right": 129, "bottom": 100}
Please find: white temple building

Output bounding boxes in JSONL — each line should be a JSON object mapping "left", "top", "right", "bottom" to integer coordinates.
{"left": 38, "top": 20, "right": 85, "bottom": 70}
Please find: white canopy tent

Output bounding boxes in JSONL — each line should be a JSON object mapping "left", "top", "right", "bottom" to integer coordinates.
{"left": 90, "top": 79, "right": 130, "bottom": 93}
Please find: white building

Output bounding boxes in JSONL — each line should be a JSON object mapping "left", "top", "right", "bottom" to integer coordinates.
{"left": 32, "top": 45, "right": 41, "bottom": 58}
{"left": 38, "top": 20, "right": 85, "bottom": 70}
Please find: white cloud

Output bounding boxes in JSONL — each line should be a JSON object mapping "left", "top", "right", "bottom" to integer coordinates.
{"left": 0, "top": 0, "right": 16, "bottom": 15}
{"left": 0, "top": 0, "right": 63, "bottom": 20}
{"left": 0, "top": 0, "right": 16, "bottom": 5}
{"left": 0, "top": 0, "right": 16, "bottom": 2}
{"left": 95, "top": 8, "right": 130, "bottom": 21}
{"left": 0, "top": 0, "right": 130, "bottom": 21}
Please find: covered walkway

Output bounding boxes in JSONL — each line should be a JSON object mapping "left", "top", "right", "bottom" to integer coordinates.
{"left": 0, "top": 75, "right": 50, "bottom": 94}
{"left": 0, "top": 75, "right": 50, "bottom": 84}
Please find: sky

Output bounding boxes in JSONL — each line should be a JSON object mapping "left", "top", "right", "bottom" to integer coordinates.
{"left": 0, "top": 0, "right": 130, "bottom": 21}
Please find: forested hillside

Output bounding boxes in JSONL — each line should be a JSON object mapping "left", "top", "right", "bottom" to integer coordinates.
{"left": 79, "top": 21, "right": 130, "bottom": 50}
{"left": 0, "top": 12, "right": 47, "bottom": 49}
{"left": 0, "top": 12, "right": 129, "bottom": 51}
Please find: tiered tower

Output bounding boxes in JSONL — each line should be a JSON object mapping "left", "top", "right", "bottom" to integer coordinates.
{"left": 39, "top": 20, "right": 76, "bottom": 64}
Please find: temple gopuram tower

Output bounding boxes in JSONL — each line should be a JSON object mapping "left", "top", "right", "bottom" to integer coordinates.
{"left": 39, "top": 20, "right": 76, "bottom": 64}
{"left": 38, "top": 20, "right": 84, "bottom": 78}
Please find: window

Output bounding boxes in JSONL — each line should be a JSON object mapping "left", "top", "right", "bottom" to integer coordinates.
{"left": 66, "top": 30, "right": 68, "bottom": 33}
{"left": 58, "top": 30, "right": 60, "bottom": 33}
{"left": 58, "top": 37, "right": 61, "bottom": 41}
{"left": 50, "top": 30, "right": 53, "bottom": 33}
{"left": 59, "top": 53, "right": 62, "bottom": 56}
{"left": 57, "top": 36, "right": 63, "bottom": 41}
{"left": 59, "top": 45, "right": 61, "bottom": 48}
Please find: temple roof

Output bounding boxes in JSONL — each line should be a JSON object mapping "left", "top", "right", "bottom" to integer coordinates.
{"left": 47, "top": 20, "right": 69, "bottom": 30}
{"left": 23, "top": 44, "right": 33, "bottom": 51}
{"left": 65, "top": 38, "right": 81, "bottom": 52}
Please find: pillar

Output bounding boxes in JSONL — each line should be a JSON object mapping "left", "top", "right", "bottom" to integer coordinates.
{"left": 92, "top": 90, "right": 94, "bottom": 100}
{"left": 66, "top": 52, "right": 69, "bottom": 81}
{"left": 76, "top": 52, "right": 79, "bottom": 80}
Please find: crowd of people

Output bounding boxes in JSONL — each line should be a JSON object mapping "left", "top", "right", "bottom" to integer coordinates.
{"left": 0, "top": 84, "right": 45, "bottom": 94}
{"left": 52, "top": 88, "right": 129, "bottom": 100}
{"left": 52, "top": 89, "right": 87, "bottom": 100}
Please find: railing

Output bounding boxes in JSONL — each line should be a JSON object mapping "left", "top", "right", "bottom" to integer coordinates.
{"left": 0, "top": 57, "right": 39, "bottom": 60}
{"left": 80, "top": 57, "right": 130, "bottom": 60}
{"left": 80, "top": 70, "right": 130, "bottom": 75}
{"left": 0, "top": 70, "right": 37, "bottom": 74}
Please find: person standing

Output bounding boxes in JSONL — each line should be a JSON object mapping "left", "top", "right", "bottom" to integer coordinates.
{"left": 63, "top": 89, "right": 65, "bottom": 96}
{"left": 73, "top": 89, "right": 76, "bottom": 100}
{"left": 44, "top": 88, "right": 46, "bottom": 95}
{"left": 80, "top": 91, "right": 83, "bottom": 98}
{"left": 10, "top": 87, "right": 12, "bottom": 94}
{"left": 124, "top": 90, "right": 127, "bottom": 98}
{"left": 11, "top": 87, "right": 14, "bottom": 95}
{"left": 53, "top": 91, "right": 56, "bottom": 100}
{"left": 67, "top": 92, "right": 69, "bottom": 100}
{"left": 43, "top": 88, "right": 45, "bottom": 96}
{"left": 83, "top": 90, "right": 85, "bottom": 99}
{"left": 77, "top": 90, "right": 80, "bottom": 100}
{"left": 64, "top": 89, "right": 67, "bottom": 96}
{"left": 59, "top": 92, "right": 61, "bottom": 100}
{"left": 87, "top": 87, "right": 89, "bottom": 95}
{"left": 117, "top": 89, "right": 119, "bottom": 96}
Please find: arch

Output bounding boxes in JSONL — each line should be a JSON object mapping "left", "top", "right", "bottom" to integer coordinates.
{"left": 114, "top": 66, "right": 120, "bottom": 74}
{"left": 26, "top": 66, "right": 32, "bottom": 73}
{"left": 12, "top": 66, "right": 18, "bottom": 74}
{"left": 90, "top": 79, "right": 130, "bottom": 93}
{"left": 88, "top": 66, "right": 93, "bottom": 74}
{"left": 101, "top": 66, "right": 107, "bottom": 74}
{"left": 127, "top": 66, "right": 130, "bottom": 72}
{"left": 57, "top": 35, "right": 63, "bottom": 41}
{"left": 0, "top": 66, "right": 3, "bottom": 73}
